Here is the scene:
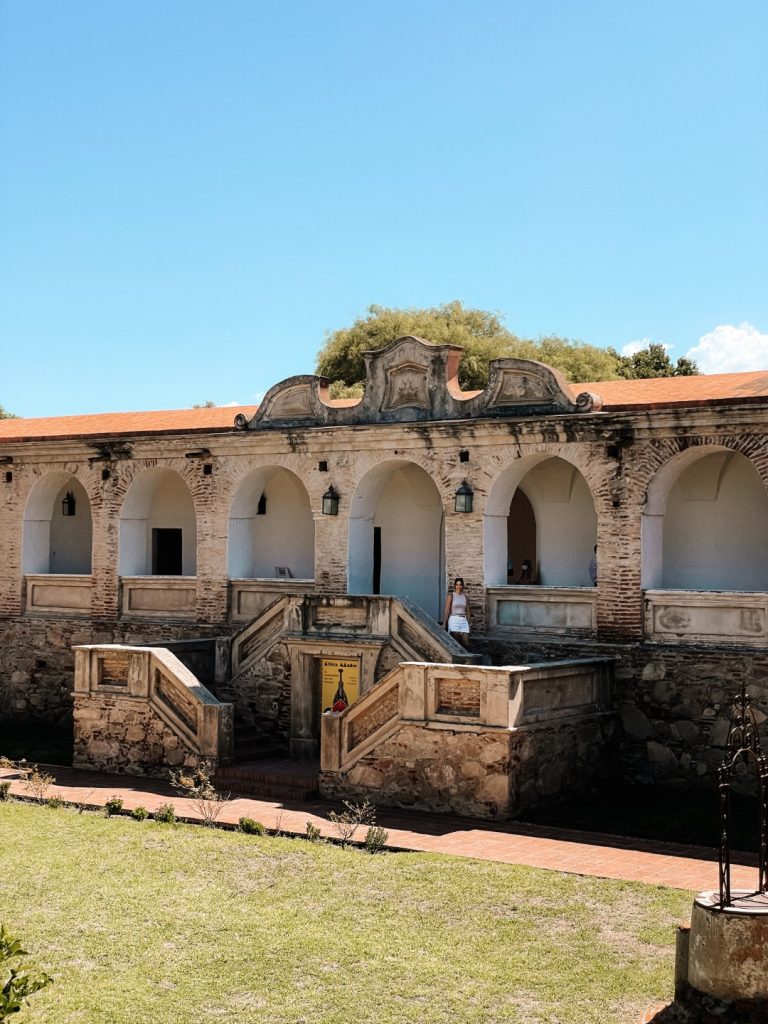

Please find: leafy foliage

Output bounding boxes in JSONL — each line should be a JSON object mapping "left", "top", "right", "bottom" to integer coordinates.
{"left": 0, "top": 924, "right": 52, "bottom": 1020}
{"left": 104, "top": 796, "right": 124, "bottom": 817}
{"left": 191, "top": 400, "right": 216, "bottom": 408}
{"left": 328, "top": 798, "right": 377, "bottom": 847}
{"left": 153, "top": 803, "right": 176, "bottom": 824}
{"left": 238, "top": 816, "right": 265, "bottom": 836}
{"left": 316, "top": 301, "right": 621, "bottom": 391}
{"left": 607, "top": 342, "right": 699, "bottom": 379}
{"left": 130, "top": 806, "right": 148, "bottom": 822}
{"left": 0, "top": 406, "right": 18, "bottom": 420}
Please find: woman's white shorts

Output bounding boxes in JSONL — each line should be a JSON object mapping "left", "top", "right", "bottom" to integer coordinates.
{"left": 448, "top": 614, "right": 469, "bottom": 634}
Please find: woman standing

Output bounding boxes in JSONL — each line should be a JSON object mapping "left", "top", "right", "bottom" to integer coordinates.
{"left": 443, "top": 577, "right": 471, "bottom": 649}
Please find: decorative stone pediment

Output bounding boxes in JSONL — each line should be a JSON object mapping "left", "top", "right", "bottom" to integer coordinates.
{"left": 236, "top": 337, "right": 603, "bottom": 430}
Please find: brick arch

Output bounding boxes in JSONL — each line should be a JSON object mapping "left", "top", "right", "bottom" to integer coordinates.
{"left": 482, "top": 450, "right": 598, "bottom": 587}
{"left": 641, "top": 440, "right": 768, "bottom": 591}
{"left": 347, "top": 457, "right": 445, "bottom": 620}
{"left": 227, "top": 465, "right": 314, "bottom": 579}
{"left": 22, "top": 469, "right": 93, "bottom": 574}
{"left": 117, "top": 465, "right": 197, "bottom": 576}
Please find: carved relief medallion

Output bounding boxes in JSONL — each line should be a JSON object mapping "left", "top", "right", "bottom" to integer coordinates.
{"left": 382, "top": 362, "right": 431, "bottom": 411}
{"left": 487, "top": 368, "right": 555, "bottom": 408}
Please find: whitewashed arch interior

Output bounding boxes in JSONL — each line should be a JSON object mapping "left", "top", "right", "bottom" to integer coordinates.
{"left": 348, "top": 460, "right": 444, "bottom": 620}
{"left": 23, "top": 473, "right": 92, "bottom": 574}
{"left": 642, "top": 449, "right": 768, "bottom": 591}
{"left": 119, "top": 468, "right": 197, "bottom": 576}
{"left": 228, "top": 467, "right": 314, "bottom": 579}
{"left": 484, "top": 456, "right": 596, "bottom": 587}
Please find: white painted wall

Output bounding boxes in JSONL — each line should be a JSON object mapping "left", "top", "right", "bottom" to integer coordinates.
{"left": 119, "top": 469, "right": 197, "bottom": 575}
{"left": 662, "top": 452, "right": 768, "bottom": 591}
{"left": 23, "top": 473, "right": 92, "bottom": 574}
{"left": 348, "top": 461, "right": 444, "bottom": 619}
{"left": 228, "top": 468, "right": 314, "bottom": 578}
{"left": 484, "top": 457, "right": 596, "bottom": 587}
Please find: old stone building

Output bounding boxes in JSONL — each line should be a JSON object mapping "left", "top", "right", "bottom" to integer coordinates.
{"left": 1, "top": 337, "right": 767, "bottom": 817}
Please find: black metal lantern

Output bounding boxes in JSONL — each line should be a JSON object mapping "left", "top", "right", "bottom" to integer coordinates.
{"left": 61, "top": 491, "right": 76, "bottom": 517}
{"left": 322, "top": 485, "right": 339, "bottom": 516}
{"left": 454, "top": 481, "right": 473, "bottom": 513}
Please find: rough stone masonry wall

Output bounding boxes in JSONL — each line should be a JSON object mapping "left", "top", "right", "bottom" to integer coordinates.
{"left": 73, "top": 692, "right": 200, "bottom": 776}
{"left": 477, "top": 633, "right": 768, "bottom": 794}
{"left": 0, "top": 616, "right": 233, "bottom": 723}
{"left": 320, "top": 710, "right": 614, "bottom": 820}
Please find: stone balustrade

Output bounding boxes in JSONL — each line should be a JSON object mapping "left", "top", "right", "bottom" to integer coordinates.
{"left": 487, "top": 585, "right": 598, "bottom": 635}
{"left": 644, "top": 589, "right": 768, "bottom": 647}
{"left": 120, "top": 576, "right": 197, "bottom": 620}
{"left": 72, "top": 643, "right": 233, "bottom": 775}
{"left": 24, "top": 573, "right": 93, "bottom": 615}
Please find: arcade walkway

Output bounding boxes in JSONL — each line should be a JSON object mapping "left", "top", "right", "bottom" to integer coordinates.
{"left": 0, "top": 763, "right": 758, "bottom": 894}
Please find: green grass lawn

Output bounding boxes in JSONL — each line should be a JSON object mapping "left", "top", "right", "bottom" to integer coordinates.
{"left": 1, "top": 801, "right": 690, "bottom": 1024}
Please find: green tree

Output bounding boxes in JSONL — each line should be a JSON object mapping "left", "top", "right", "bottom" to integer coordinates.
{"left": 316, "top": 302, "right": 622, "bottom": 394}
{"left": 191, "top": 400, "right": 217, "bottom": 408}
{"left": 0, "top": 406, "right": 18, "bottom": 420}
{"left": 607, "top": 343, "right": 699, "bottom": 379}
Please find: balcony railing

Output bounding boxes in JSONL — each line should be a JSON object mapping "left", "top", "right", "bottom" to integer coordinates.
{"left": 644, "top": 590, "right": 768, "bottom": 646}
{"left": 120, "top": 576, "right": 197, "bottom": 619}
{"left": 25, "top": 574, "right": 93, "bottom": 615}
{"left": 487, "top": 585, "right": 598, "bottom": 635}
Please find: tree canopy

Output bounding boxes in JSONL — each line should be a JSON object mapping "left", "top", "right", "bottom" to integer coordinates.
{"left": 315, "top": 302, "right": 625, "bottom": 395}
{"left": 606, "top": 342, "right": 699, "bottom": 379}
{"left": 0, "top": 405, "right": 18, "bottom": 419}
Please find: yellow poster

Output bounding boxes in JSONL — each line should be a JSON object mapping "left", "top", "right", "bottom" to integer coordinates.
{"left": 321, "top": 658, "right": 360, "bottom": 714}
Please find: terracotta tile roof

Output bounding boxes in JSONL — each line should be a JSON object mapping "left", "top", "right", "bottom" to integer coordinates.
{"left": 0, "top": 406, "right": 258, "bottom": 442}
{"left": 1, "top": 370, "right": 766, "bottom": 442}
{"left": 581, "top": 370, "right": 768, "bottom": 410}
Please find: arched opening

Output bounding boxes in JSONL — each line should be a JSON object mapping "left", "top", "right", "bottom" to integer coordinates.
{"left": 643, "top": 449, "right": 768, "bottom": 591}
{"left": 23, "top": 473, "right": 92, "bottom": 574}
{"left": 119, "top": 469, "right": 196, "bottom": 576}
{"left": 348, "top": 461, "right": 444, "bottom": 619}
{"left": 485, "top": 456, "right": 596, "bottom": 587}
{"left": 507, "top": 489, "right": 537, "bottom": 582}
{"left": 228, "top": 467, "right": 314, "bottom": 579}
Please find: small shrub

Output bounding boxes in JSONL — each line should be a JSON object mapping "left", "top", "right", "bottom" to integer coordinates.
{"left": 0, "top": 924, "right": 53, "bottom": 1021}
{"left": 363, "top": 825, "right": 389, "bottom": 854}
{"left": 170, "top": 760, "right": 230, "bottom": 828}
{"left": 18, "top": 763, "right": 54, "bottom": 804}
{"left": 0, "top": 782, "right": 10, "bottom": 802}
{"left": 45, "top": 797, "right": 63, "bottom": 810}
{"left": 154, "top": 803, "right": 176, "bottom": 825}
{"left": 238, "top": 816, "right": 265, "bottom": 836}
{"left": 305, "top": 821, "right": 323, "bottom": 843}
{"left": 0, "top": 756, "right": 13, "bottom": 769}
{"left": 130, "top": 806, "right": 148, "bottom": 822}
{"left": 104, "top": 796, "right": 123, "bottom": 817}
{"left": 329, "top": 798, "right": 377, "bottom": 847}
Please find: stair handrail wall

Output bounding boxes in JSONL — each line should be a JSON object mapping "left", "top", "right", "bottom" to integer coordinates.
{"left": 73, "top": 644, "right": 234, "bottom": 763}
{"left": 321, "top": 658, "right": 613, "bottom": 776}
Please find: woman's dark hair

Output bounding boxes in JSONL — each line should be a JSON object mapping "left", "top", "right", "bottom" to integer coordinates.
{"left": 454, "top": 577, "right": 464, "bottom": 587}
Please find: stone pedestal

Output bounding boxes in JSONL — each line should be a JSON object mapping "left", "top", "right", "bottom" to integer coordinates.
{"left": 688, "top": 891, "right": 768, "bottom": 1000}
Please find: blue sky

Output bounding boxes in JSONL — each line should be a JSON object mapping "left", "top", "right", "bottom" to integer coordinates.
{"left": 2, "top": 1, "right": 766, "bottom": 417}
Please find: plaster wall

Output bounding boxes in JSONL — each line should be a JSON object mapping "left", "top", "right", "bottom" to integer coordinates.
{"left": 23, "top": 474, "right": 92, "bottom": 574}
{"left": 228, "top": 468, "right": 314, "bottom": 579}
{"left": 119, "top": 469, "right": 197, "bottom": 576}
{"left": 663, "top": 453, "right": 768, "bottom": 591}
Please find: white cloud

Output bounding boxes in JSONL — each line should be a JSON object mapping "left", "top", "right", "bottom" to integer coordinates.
{"left": 222, "top": 400, "right": 241, "bottom": 407}
{"left": 621, "top": 338, "right": 650, "bottom": 357}
{"left": 685, "top": 322, "right": 768, "bottom": 374}
{"left": 621, "top": 338, "right": 671, "bottom": 357}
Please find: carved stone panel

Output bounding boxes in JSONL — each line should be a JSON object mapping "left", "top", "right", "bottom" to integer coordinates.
{"left": 382, "top": 361, "right": 431, "bottom": 412}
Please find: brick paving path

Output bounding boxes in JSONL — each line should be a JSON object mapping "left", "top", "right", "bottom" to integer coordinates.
{"left": 0, "top": 764, "right": 759, "bottom": 893}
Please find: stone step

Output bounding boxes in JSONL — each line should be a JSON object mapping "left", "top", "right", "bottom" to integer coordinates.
{"left": 214, "top": 758, "right": 320, "bottom": 802}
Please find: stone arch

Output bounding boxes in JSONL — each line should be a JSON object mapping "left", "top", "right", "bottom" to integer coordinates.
{"left": 484, "top": 455, "right": 597, "bottom": 586}
{"left": 642, "top": 446, "right": 768, "bottom": 591}
{"left": 227, "top": 466, "right": 314, "bottom": 579}
{"left": 22, "top": 472, "right": 93, "bottom": 574}
{"left": 118, "top": 467, "right": 197, "bottom": 576}
{"left": 348, "top": 459, "right": 445, "bottom": 619}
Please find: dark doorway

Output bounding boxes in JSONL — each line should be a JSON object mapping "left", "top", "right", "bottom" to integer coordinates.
{"left": 507, "top": 489, "right": 536, "bottom": 583}
{"left": 152, "top": 528, "right": 183, "bottom": 575}
{"left": 372, "top": 526, "right": 382, "bottom": 594}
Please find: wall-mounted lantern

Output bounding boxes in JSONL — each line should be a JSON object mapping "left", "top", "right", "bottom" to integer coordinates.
{"left": 322, "top": 486, "right": 339, "bottom": 516}
{"left": 454, "top": 481, "right": 474, "bottom": 513}
{"left": 62, "top": 491, "right": 77, "bottom": 517}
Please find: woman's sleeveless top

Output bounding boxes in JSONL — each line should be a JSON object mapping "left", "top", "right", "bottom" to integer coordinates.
{"left": 451, "top": 592, "right": 468, "bottom": 616}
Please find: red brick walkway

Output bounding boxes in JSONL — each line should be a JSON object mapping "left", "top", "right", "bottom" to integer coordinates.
{"left": 0, "top": 764, "right": 759, "bottom": 893}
